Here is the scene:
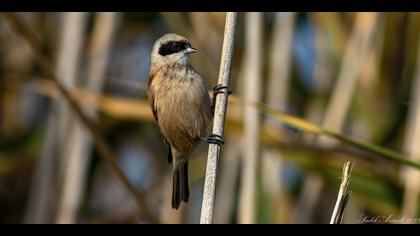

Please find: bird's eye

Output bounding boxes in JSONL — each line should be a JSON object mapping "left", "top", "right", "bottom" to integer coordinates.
{"left": 173, "top": 43, "right": 180, "bottom": 50}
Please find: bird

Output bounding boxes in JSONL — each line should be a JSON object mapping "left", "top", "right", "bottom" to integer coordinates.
{"left": 147, "top": 33, "right": 228, "bottom": 209}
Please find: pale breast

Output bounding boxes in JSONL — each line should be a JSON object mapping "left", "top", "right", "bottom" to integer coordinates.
{"left": 152, "top": 66, "right": 212, "bottom": 153}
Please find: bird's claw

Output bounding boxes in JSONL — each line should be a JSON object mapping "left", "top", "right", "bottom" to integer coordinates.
{"left": 213, "top": 84, "right": 232, "bottom": 96}
{"left": 205, "top": 134, "right": 225, "bottom": 146}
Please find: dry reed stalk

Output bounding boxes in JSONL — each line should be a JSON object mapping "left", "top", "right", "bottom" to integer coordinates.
{"left": 238, "top": 12, "right": 263, "bottom": 224}
{"left": 318, "top": 12, "right": 378, "bottom": 146}
{"left": 262, "top": 12, "right": 296, "bottom": 223}
{"left": 330, "top": 161, "right": 354, "bottom": 224}
{"left": 3, "top": 12, "right": 158, "bottom": 224}
{"left": 24, "top": 12, "right": 88, "bottom": 223}
{"left": 296, "top": 13, "right": 378, "bottom": 223}
{"left": 56, "top": 12, "right": 120, "bottom": 224}
{"left": 401, "top": 22, "right": 420, "bottom": 219}
{"left": 200, "top": 12, "right": 238, "bottom": 224}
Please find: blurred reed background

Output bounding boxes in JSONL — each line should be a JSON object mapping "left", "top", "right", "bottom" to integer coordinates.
{"left": 0, "top": 12, "right": 420, "bottom": 224}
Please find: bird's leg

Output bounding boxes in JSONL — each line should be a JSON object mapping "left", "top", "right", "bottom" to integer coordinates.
{"left": 211, "top": 84, "right": 232, "bottom": 114}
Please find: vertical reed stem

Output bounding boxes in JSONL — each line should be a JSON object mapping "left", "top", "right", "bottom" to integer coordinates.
{"left": 200, "top": 12, "right": 238, "bottom": 224}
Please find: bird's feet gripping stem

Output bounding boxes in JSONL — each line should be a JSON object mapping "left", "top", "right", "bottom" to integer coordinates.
{"left": 213, "top": 84, "right": 232, "bottom": 96}
{"left": 200, "top": 134, "right": 225, "bottom": 146}
{"left": 203, "top": 134, "right": 225, "bottom": 146}
{"left": 212, "top": 84, "right": 232, "bottom": 113}
{"left": 206, "top": 84, "right": 231, "bottom": 146}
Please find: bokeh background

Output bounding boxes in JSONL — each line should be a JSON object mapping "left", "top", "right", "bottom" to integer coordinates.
{"left": 1, "top": 12, "right": 420, "bottom": 224}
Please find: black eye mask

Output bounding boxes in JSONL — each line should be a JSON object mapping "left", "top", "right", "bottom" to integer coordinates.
{"left": 158, "top": 40, "right": 190, "bottom": 56}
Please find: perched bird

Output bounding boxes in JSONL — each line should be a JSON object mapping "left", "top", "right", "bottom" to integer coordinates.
{"left": 147, "top": 33, "right": 227, "bottom": 209}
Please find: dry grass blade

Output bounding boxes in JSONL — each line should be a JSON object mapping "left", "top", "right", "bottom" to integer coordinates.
{"left": 1, "top": 12, "right": 158, "bottom": 224}
{"left": 26, "top": 78, "right": 420, "bottom": 171}
{"left": 255, "top": 102, "right": 420, "bottom": 170}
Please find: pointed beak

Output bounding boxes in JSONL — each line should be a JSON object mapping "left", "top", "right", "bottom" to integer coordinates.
{"left": 185, "top": 46, "right": 198, "bottom": 54}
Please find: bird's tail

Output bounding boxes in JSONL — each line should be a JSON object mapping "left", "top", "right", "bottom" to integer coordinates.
{"left": 172, "top": 162, "right": 189, "bottom": 209}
